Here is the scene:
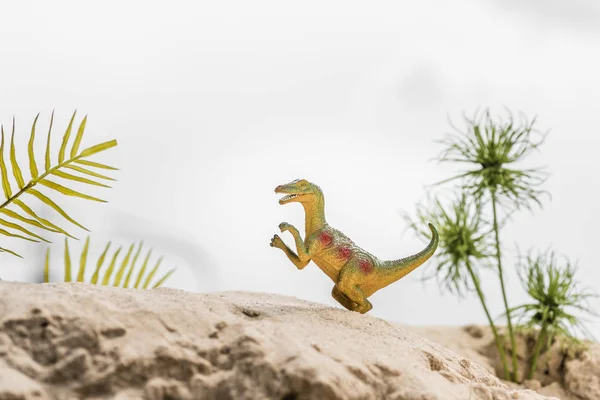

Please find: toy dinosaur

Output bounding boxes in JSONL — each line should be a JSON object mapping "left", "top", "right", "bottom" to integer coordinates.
{"left": 270, "top": 179, "right": 438, "bottom": 314}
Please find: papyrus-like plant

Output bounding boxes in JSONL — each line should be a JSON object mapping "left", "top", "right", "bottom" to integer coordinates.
{"left": 435, "top": 109, "right": 548, "bottom": 211}
{"left": 510, "top": 249, "right": 597, "bottom": 379}
{"left": 0, "top": 112, "right": 117, "bottom": 258}
{"left": 44, "top": 237, "right": 175, "bottom": 289}
{"left": 432, "top": 109, "right": 548, "bottom": 381}
{"left": 405, "top": 194, "right": 511, "bottom": 379}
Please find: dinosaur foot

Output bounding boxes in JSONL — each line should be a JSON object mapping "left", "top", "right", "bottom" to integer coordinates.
{"left": 352, "top": 301, "right": 373, "bottom": 314}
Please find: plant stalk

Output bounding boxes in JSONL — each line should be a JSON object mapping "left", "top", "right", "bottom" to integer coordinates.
{"left": 0, "top": 153, "right": 87, "bottom": 216}
{"left": 465, "top": 259, "right": 510, "bottom": 380}
{"left": 528, "top": 320, "right": 548, "bottom": 380}
{"left": 491, "top": 191, "right": 519, "bottom": 382}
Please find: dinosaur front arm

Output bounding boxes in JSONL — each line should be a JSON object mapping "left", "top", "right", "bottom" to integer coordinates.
{"left": 278, "top": 222, "right": 311, "bottom": 262}
{"left": 270, "top": 222, "right": 320, "bottom": 270}
{"left": 270, "top": 235, "right": 310, "bottom": 270}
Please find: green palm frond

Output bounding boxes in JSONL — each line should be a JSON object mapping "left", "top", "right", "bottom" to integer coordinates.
{"left": 43, "top": 236, "right": 176, "bottom": 289}
{"left": 0, "top": 112, "right": 118, "bottom": 257}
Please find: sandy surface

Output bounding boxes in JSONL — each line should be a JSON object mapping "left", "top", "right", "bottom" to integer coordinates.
{"left": 408, "top": 325, "right": 600, "bottom": 400}
{"left": 0, "top": 281, "right": 574, "bottom": 399}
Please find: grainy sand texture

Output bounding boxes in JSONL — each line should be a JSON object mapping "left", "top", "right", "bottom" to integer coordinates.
{"left": 0, "top": 281, "right": 595, "bottom": 399}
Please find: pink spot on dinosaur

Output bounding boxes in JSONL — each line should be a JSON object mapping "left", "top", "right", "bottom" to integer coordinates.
{"left": 338, "top": 246, "right": 352, "bottom": 259}
{"left": 359, "top": 259, "right": 373, "bottom": 274}
{"left": 319, "top": 231, "right": 333, "bottom": 246}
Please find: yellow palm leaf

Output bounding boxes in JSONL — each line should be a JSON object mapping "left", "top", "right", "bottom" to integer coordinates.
{"left": 28, "top": 113, "right": 40, "bottom": 180}
{"left": 74, "top": 159, "right": 118, "bottom": 170}
{"left": 0, "top": 111, "right": 118, "bottom": 260}
{"left": 44, "top": 248, "right": 50, "bottom": 281}
{"left": 143, "top": 257, "right": 163, "bottom": 289}
{"left": 64, "top": 237, "right": 71, "bottom": 282}
{"left": 39, "top": 180, "right": 107, "bottom": 202}
{"left": 0, "top": 218, "right": 47, "bottom": 242}
{"left": 101, "top": 246, "right": 122, "bottom": 285}
{"left": 10, "top": 122, "right": 25, "bottom": 189}
{"left": 51, "top": 170, "right": 111, "bottom": 188}
{"left": 12, "top": 199, "right": 73, "bottom": 238}
{"left": 26, "top": 189, "right": 88, "bottom": 231}
{"left": 44, "top": 111, "right": 54, "bottom": 171}
{"left": 76, "top": 237, "right": 90, "bottom": 282}
{"left": 58, "top": 111, "right": 77, "bottom": 164}
{"left": 1, "top": 247, "right": 23, "bottom": 258}
{"left": 44, "top": 237, "right": 175, "bottom": 289}
{"left": 123, "top": 241, "right": 143, "bottom": 288}
{"left": 0, "top": 227, "right": 37, "bottom": 242}
{"left": 70, "top": 116, "right": 87, "bottom": 158}
{"left": 79, "top": 140, "right": 117, "bottom": 158}
{"left": 134, "top": 249, "right": 152, "bottom": 289}
{"left": 0, "top": 208, "right": 60, "bottom": 233}
{"left": 113, "top": 243, "right": 134, "bottom": 286}
{"left": 63, "top": 165, "right": 116, "bottom": 181}
{"left": 91, "top": 242, "right": 112, "bottom": 284}
{"left": 0, "top": 126, "right": 13, "bottom": 199}
{"left": 152, "top": 268, "right": 176, "bottom": 289}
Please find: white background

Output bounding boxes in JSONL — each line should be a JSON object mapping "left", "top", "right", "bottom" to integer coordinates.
{"left": 1, "top": 0, "right": 599, "bottom": 338}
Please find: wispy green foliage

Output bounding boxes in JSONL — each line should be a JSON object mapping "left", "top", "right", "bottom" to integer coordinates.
{"left": 435, "top": 109, "right": 549, "bottom": 211}
{"left": 44, "top": 236, "right": 176, "bottom": 289}
{"left": 0, "top": 112, "right": 117, "bottom": 258}
{"left": 510, "top": 249, "right": 597, "bottom": 379}
{"left": 405, "top": 194, "right": 510, "bottom": 379}
{"left": 430, "top": 108, "right": 550, "bottom": 381}
{"left": 406, "top": 194, "right": 493, "bottom": 296}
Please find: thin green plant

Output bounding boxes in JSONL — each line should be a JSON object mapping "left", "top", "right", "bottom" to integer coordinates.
{"left": 509, "top": 248, "right": 597, "bottom": 380}
{"left": 405, "top": 194, "right": 511, "bottom": 379}
{"left": 432, "top": 109, "right": 549, "bottom": 381}
{"left": 44, "top": 236, "right": 176, "bottom": 289}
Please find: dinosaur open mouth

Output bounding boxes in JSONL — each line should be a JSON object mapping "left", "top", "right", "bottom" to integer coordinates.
{"left": 279, "top": 193, "right": 301, "bottom": 204}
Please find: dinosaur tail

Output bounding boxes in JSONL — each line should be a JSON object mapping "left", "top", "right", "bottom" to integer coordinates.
{"left": 378, "top": 223, "right": 439, "bottom": 288}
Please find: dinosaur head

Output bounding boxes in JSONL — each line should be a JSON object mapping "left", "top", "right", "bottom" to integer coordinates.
{"left": 275, "top": 179, "right": 323, "bottom": 205}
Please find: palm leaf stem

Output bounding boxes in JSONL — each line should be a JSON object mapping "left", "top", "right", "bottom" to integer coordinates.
{"left": 0, "top": 143, "right": 115, "bottom": 211}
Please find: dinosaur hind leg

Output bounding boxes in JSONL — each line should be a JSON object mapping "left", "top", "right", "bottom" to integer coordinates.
{"left": 331, "top": 285, "right": 357, "bottom": 311}
{"left": 337, "top": 262, "right": 372, "bottom": 314}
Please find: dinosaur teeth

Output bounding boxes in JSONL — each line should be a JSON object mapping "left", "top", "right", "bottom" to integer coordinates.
{"left": 280, "top": 194, "right": 299, "bottom": 202}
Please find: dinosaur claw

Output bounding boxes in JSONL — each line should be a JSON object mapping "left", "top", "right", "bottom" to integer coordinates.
{"left": 270, "top": 234, "right": 283, "bottom": 248}
{"left": 278, "top": 222, "right": 292, "bottom": 232}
